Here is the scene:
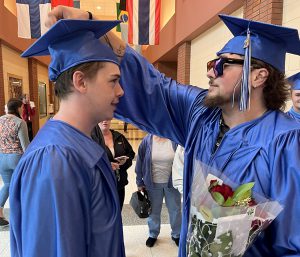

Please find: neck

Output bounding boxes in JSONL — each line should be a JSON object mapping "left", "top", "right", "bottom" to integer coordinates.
{"left": 102, "top": 129, "right": 111, "bottom": 136}
{"left": 53, "top": 98, "right": 95, "bottom": 137}
{"left": 221, "top": 98, "right": 267, "bottom": 128}
{"left": 292, "top": 106, "right": 300, "bottom": 114}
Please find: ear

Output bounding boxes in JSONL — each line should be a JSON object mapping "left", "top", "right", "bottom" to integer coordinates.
{"left": 251, "top": 68, "right": 269, "bottom": 89}
{"left": 73, "top": 71, "right": 88, "bottom": 93}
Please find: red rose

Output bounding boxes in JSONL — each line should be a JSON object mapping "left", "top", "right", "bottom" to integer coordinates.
{"left": 210, "top": 183, "right": 234, "bottom": 201}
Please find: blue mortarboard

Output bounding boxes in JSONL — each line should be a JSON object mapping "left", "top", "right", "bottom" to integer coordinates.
{"left": 217, "top": 14, "right": 300, "bottom": 111}
{"left": 22, "top": 19, "right": 121, "bottom": 81}
{"left": 288, "top": 72, "right": 300, "bottom": 90}
{"left": 217, "top": 14, "right": 300, "bottom": 72}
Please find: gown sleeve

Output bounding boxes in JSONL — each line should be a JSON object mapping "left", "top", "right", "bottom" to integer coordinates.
{"left": 10, "top": 145, "right": 92, "bottom": 257}
{"left": 267, "top": 129, "right": 300, "bottom": 256}
{"left": 135, "top": 137, "right": 147, "bottom": 187}
{"left": 115, "top": 46, "right": 206, "bottom": 146}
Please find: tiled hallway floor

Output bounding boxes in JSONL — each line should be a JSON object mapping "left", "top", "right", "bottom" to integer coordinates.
{"left": 0, "top": 137, "right": 180, "bottom": 257}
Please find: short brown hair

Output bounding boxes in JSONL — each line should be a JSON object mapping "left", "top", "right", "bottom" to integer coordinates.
{"left": 252, "top": 59, "right": 289, "bottom": 111}
{"left": 54, "top": 62, "right": 105, "bottom": 100}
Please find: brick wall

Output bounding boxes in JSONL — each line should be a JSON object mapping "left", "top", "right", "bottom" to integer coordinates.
{"left": 154, "top": 61, "right": 177, "bottom": 80}
{"left": 28, "top": 58, "right": 39, "bottom": 136}
{"left": 177, "top": 42, "right": 191, "bottom": 85}
{"left": 0, "top": 43, "right": 4, "bottom": 116}
{"left": 244, "top": 0, "right": 283, "bottom": 24}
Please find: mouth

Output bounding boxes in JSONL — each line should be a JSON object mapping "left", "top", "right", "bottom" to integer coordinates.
{"left": 111, "top": 101, "right": 119, "bottom": 107}
{"left": 208, "top": 84, "right": 218, "bottom": 92}
{"left": 209, "top": 83, "right": 218, "bottom": 88}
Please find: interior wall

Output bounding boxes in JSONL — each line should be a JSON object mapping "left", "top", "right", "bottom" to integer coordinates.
{"left": 161, "top": 0, "right": 175, "bottom": 29}
{"left": 190, "top": 8, "right": 243, "bottom": 88}
{"left": 2, "top": 44, "right": 29, "bottom": 102}
{"left": 4, "top": 0, "right": 16, "bottom": 15}
{"left": 282, "top": 0, "right": 300, "bottom": 110}
{"left": 37, "top": 64, "right": 50, "bottom": 127}
{"left": 156, "top": 61, "right": 177, "bottom": 80}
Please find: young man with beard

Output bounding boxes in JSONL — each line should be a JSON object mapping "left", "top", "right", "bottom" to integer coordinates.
{"left": 46, "top": 7, "right": 300, "bottom": 256}
{"left": 9, "top": 20, "right": 126, "bottom": 257}
{"left": 287, "top": 72, "right": 300, "bottom": 122}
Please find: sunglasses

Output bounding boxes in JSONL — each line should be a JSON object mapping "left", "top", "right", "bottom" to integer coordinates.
{"left": 207, "top": 57, "right": 244, "bottom": 77}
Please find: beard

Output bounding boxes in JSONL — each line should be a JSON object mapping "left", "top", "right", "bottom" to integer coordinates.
{"left": 203, "top": 94, "right": 231, "bottom": 108}
{"left": 204, "top": 77, "right": 242, "bottom": 108}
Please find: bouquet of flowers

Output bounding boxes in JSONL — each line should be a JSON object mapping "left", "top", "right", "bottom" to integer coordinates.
{"left": 186, "top": 161, "right": 283, "bottom": 257}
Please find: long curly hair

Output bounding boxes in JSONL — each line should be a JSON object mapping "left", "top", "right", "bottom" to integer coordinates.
{"left": 252, "top": 58, "right": 289, "bottom": 111}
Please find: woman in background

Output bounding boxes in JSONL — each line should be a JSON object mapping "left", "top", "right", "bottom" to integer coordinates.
{"left": 21, "top": 93, "right": 35, "bottom": 141}
{"left": 99, "top": 120, "right": 135, "bottom": 210}
{"left": 135, "top": 134, "right": 181, "bottom": 247}
{"left": 0, "top": 98, "right": 29, "bottom": 227}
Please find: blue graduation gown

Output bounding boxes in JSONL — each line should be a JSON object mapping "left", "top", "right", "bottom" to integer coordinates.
{"left": 9, "top": 120, "right": 125, "bottom": 257}
{"left": 115, "top": 46, "right": 300, "bottom": 256}
{"left": 287, "top": 107, "right": 300, "bottom": 123}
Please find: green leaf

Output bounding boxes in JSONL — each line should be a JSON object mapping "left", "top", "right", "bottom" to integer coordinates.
{"left": 223, "top": 196, "right": 235, "bottom": 207}
{"left": 212, "top": 191, "right": 225, "bottom": 205}
{"left": 233, "top": 182, "right": 255, "bottom": 201}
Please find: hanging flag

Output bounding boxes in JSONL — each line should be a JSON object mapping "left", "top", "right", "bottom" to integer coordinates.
{"left": 127, "top": 0, "right": 161, "bottom": 45}
{"left": 120, "top": 23, "right": 128, "bottom": 44}
{"left": 119, "top": 0, "right": 127, "bottom": 11}
{"left": 51, "top": 0, "right": 74, "bottom": 8}
{"left": 16, "top": 0, "right": 51, "bottom": 39}
{"left": 73, "top": 0, "right": 80, "bottom": 9}
{"left": 116, "top": 2, "right": 128, "bottom": 33}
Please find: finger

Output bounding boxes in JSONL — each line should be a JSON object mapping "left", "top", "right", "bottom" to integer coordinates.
{"left": 45, "top": 14, "right": 58, "bottom": 28}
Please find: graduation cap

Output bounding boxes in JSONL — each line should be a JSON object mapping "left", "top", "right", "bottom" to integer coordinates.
{"left": 217, "top": 15, "right": 300, "bottom": 111}
{"left": 22, "top": 19, "right": 121, "bottom": 81}
{"left": 288, "top": 72, "right": 300, "bottom": 90}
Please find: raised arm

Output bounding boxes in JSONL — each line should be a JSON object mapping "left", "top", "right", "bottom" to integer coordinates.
{"left": 46, "top": 6, "right": 206, "bottom": 146}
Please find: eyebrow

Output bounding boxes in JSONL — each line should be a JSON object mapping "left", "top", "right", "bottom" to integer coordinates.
{"left": 109, "top": 74, "right": 121, "bottom": 79}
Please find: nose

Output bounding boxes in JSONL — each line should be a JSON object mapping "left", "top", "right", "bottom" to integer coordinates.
{"left": 116, "top": 82, "right": 124, "bottom": 97}
{"left": 206, "top": 67, "right": 216, "bottom": 79}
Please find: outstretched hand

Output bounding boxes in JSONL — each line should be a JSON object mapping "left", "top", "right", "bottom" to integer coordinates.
{"left": 45, "top": 5, "right": 90, "bottom": 28}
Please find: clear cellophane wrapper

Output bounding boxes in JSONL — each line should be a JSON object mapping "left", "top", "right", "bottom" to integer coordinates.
{"left": 186, "top": 160, "right": 283, "bottom": 257}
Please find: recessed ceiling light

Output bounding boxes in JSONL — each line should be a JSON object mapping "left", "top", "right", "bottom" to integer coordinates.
{"left": 96, "top": 6, "right": 101, "bottom": 10}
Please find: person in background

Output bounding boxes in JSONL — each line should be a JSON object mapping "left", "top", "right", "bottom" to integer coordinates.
{"left": 135, "top": 134, "right": 181, "bottom": 247}
{"left": 9, "top": 20, "right": 126, "bottom": 257}
{"left": 0, "top": 98, "right": 29, "bottom": 227}
{"left": 172, "top": 145, "right": 184, "bottom": 195}
{"left": 21, "top": 93, "right": 35, "bottom": 141}
{"left": 287, "top": 72, "right": 300, "bottom": 122}
{"left": 98, "top": 119, "right": 135, "bottom": 210}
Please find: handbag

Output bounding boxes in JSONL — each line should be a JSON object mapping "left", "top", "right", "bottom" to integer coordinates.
{"left": 130, "top": 190, "right": 152, "bottom": 218}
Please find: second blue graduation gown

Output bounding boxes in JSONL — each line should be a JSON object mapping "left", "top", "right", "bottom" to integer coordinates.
{"left": 287, "top": 107, "right": 300, "bottom": 123}
{"left": 9, "top": 120, "right": 125, "bottom": 257}
{"left": 115, "top": 46, "right": 300, "bottom": 257}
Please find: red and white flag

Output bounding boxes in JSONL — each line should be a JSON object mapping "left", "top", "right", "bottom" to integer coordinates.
{"left": 127, "top": 0, "right": 161, "bottom": 45}
{"left": 51, "top": 0, "right": 73, "bottom": 8}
